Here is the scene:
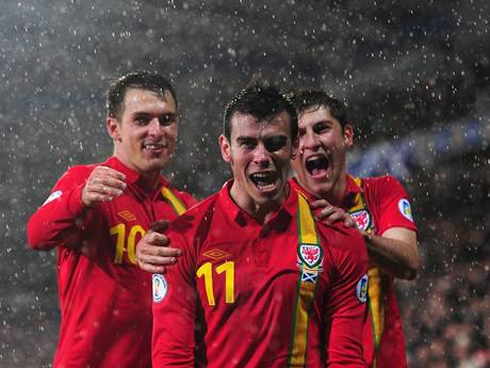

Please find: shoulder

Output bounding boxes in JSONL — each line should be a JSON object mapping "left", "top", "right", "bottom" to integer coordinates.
{"left": 317, "top": 222, "right": 365, "bottom": 254}
{"left": 56, "top": 163, "right": 98, "bottom": 184}
{"left": 168, "top": 192, "right": 219, "bottom": 235}
{"left": 361, "top": 175, "right": 403, "bottom": 190}
{"left": 317, "top": 223, "right": 368, "bottom": 284}
{"left": 317, "top": 222, "right": 367, "bottom": 264}
{"left": 165, "top": 184, "right": 198, "bottom": 208}
{"left": 361, "top": 175, "right": 410, "bottom": 200}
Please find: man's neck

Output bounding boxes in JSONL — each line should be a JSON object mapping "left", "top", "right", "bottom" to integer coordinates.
{"left": 324, "top": 176, "right": 347, "bottom": 207}
{"left": 229, "top": 182, "right": 288, "bottom": 225}
{"left": 297, "top": 173, "right": 347, "bottom": 207}
{"left": 114, "top": 154, "right": 162, "bottom": 191}
{"left": 139, "top": 170, "right": 161, "bottom": 191}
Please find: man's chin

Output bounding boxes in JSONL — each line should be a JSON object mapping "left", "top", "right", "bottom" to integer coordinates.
{"left": 253, "top": 185, "right": 288, "bottom": 205}
{"left": 142, "top": 160, "right": 168, "bottom": 173}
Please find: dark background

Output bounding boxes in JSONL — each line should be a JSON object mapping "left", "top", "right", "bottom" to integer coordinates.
{"left": 1, "top": 1, "right": 489, "bottom": 367}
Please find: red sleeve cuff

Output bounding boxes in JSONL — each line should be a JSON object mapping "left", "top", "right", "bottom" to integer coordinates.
{"left": 66, "top": 182, "right": 88, "bottom": 217}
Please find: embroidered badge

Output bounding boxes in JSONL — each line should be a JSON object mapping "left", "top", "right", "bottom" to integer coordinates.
{"left": 118, "top": 210, "right": 136, "bottom": 222}
{"left": 43, "top": 190, "right": 62, "bottom": 206}
{"left": 398, "top": 199, "right": 414, "bottom": 222}
{"left": 350, "top": 210, "right": 372, "bottom": 231}
{"left": 152, "top": 274, "right": 168, "bottom": 303}
{"left": 356, "top": 274, "right": 368, "bottom": 303}
{"left": 297, "top": 244, "right": 323, "bottom": 269}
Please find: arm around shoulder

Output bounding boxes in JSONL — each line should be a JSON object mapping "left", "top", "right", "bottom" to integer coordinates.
{"left": 368, "top": 176, "right": 420, "bottom": 279}
{"left": 364, "top": 227, "right": 420, "bottom": 280}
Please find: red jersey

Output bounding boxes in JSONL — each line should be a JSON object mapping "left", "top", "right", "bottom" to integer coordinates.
{"left": 152, "top": 181, "right": 368, "bottom": 368}
{"left": 27, "top": 156, "right": 196, "bottom": 368}
{"left": 291, "top": 175, "right": 417, "bottom": 368}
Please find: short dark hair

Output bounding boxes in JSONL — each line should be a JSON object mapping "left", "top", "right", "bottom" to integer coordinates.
{"left": 223, "top": 83, "right": 298, "bottom": 140}
{"left": 106, "top": 71, "right": 178, "bottom": 120}
{"left": 291, "top": 90, "right": 349, "bottom": 128}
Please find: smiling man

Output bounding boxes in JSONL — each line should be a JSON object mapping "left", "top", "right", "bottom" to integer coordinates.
{"left": 27, "top": 71, "right": 196, "bottom": 368}
{"left": 290, "top": 90, "right": 420, "bottom": 368}
{"left": 147, "top": 84, "right": 369, "bottom": 367}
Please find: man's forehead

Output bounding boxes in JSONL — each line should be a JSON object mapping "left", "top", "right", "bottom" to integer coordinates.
{"left": 299, "top": 106, "right": 335, "bottom": 124}
{"left": 231, "top": 111, "right": 290, "bottom": 128}
{"left": 123, "top": 88, "right": 175, "bottom": 109}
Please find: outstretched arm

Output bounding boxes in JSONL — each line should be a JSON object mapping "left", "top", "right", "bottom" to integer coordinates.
{"left": 135, "top": 220, "right": 183, "bottom": 273}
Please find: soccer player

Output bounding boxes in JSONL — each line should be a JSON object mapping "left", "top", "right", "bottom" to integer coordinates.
{"left": 27, "top": 71, "right": 197, "bottom": 368}
{"left": 290, "top": 90, "right": 420, "bottom": 368}
{"left": 148, "top": 84, "right": 369, "bottom": 367}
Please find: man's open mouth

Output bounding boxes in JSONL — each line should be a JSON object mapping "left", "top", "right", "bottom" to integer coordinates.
{"left": 143, "top": 142, "right": 166, "bottom": 151}
{"left": 249, "top": 171, "right": 279, "bottom": 190}
{"left": 305, "top": 155, "right": 329, "bottom": 175}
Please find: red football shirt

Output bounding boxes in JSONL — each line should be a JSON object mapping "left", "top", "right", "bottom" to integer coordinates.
{"left": 152, "top": 181, "right": 368, "bottom": 368}
{"left": 291, "top": 175, "right": 417, "bottom": 368}
{"left": 27, "top": 156, "right": 196, "bottom": 368}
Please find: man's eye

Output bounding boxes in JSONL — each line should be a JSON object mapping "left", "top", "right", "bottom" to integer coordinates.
{"left": 240, "top": 140, "right": 256, "bottom": 149}
{"left": 264, "top": 136, "right": 287, "bottom": 152}
{"left": 313, "top": 123, "right": 329, "bottom": 134}
{"left": 136, "top": 117, "right": 149, "bottom": 125}
{"left": 159, "top": 115, "right": 174, "bottom": 126}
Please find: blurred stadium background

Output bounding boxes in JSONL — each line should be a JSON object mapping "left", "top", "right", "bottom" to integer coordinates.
{"left": 1, "top": 1, "right": 489, "bottom": 367}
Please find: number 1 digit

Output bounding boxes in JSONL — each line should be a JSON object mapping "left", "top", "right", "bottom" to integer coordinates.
{"left": 197, "top": 262, "right": 215, "bottom": 306}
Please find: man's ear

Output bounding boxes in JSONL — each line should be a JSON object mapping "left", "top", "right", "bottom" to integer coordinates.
{"left": 106, "top": 117, "right": 121, "bottom": 142}
{"left": 343, "top": 124, "right": 354, "bottom": 148}
{"left": 218, "top": 134, "right": 232, "bottom": 163}
{"left": 290, "top": 136, "right": 299, "bottom": 160}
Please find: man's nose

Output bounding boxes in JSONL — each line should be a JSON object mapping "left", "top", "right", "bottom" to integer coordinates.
{"left": 148, "top": 118, "right": 164, "bottom": 136}
{"left": 253, "top": 143, "right": 272, "bottom": 167}
{"left": 302, "top": 129, "right": 320, "bottom": 150}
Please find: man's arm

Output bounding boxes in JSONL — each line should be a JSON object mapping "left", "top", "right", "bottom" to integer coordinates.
{"left": 150, "top": 230, "right": 197, "bottom": 367}
{"left": 313, "top": 178, "right": 420, "bottom": 280}
{"left": 367, "top": 176, "right": 420, "bottom": 280}
{"left": 136, "top": 220, "right": 182, "bottom": 273}
{"left": 27, "top": 166, "right": 126, "bottom": 251}
{"left": 310, "top": 199, "right": 356, "bottom": 227}
{"left": 363, "top": 228, "right": 419, "bottom": 280}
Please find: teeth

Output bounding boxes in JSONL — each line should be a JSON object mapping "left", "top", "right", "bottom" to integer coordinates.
{"left": 250, "top": 171, "right": 278, "bottom": 189}
{"left": 144, "top": 144, "right": 164, "bottom": 149}
{"left": 306, "top": 156, "right": 329, "bottom": 174}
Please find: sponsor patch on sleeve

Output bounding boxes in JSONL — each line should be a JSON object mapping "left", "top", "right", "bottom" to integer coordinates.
{"left": 152, "top": 274, "right": 168, "bottom": 303}
{"left": 398, "top": 199, "right": 414, "bottom": 222}
{"left": 356, "top": 274, "right": 368, "bottom": 303}
{"left": 43, "top": 190, "right": 62, "bottom": 206}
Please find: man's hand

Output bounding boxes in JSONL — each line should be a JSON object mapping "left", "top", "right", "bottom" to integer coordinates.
{"left": 136, "top": 220, "right": 182, "bottom": 273}
{"left": 81, "top": 166, "right": 127, "bottom": 208}
{"left": 310, "top": 199, "right": 356, "bottom": 228}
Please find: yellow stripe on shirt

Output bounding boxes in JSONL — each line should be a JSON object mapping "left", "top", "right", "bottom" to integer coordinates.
{"left": 348, "top": 176, "right": 384, "bottom": 367}
{"left": 288, "top": 193, "right": 321, "bottom": 367}
{"left": 161, "top": 187, "right": 187, "bottom": 216}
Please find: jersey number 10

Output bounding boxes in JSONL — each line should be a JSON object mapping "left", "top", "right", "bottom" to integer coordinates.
{"left": 109, "top": 223, "right": 145, "bottom": 265}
